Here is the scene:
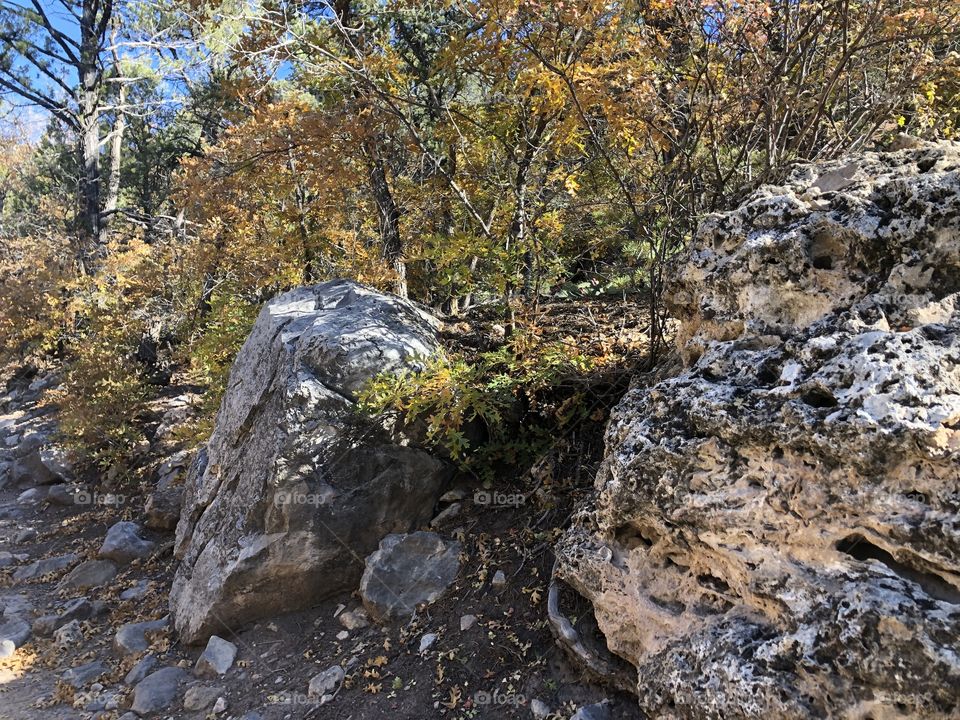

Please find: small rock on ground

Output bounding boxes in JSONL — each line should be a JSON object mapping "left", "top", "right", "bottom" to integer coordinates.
{"left": 46, "top": 483, "right": 80, "bottom": 506}
{"left": 53, "top": 619, "right": 84, "bottom": 647}
{"left": 194, "top": 635, "right": 237, "bottom": 678}
{"left": 308, "top": 665, "right": 344, "bottom": 698}
{"left": 183, "top": 683, "right": 225, "bottom": 711}
{"left": 16, "top": 487, "right": 44, "bottom": 505}
{"left": 119, "top": 578, "right": 151, "bottom": 600}
{"left": 125, "top": 653, "right": 159, "bottom": 685}
{"left": 360, "top": 531, "right": 461, "bottom": 622}
{"left": 132, "top": 666, "right": 188, "bottom": 716}
{"left": 338, "top": 608, "right": 369, "bottom": 630}
{"left": 114, "top": 617, "right": 168, "bottom": 657}
{"left": 531, "top": 699, "right": 551, "bottom": 719}
{"left": 58, "top": 559, "right": 117, "bottom": 591}
{"left": 99, "top": 520, "right": 156, "bottom": 564}
{"left": 0, "top": 617, "right": 31, "bottom": 647}
{"left": 572, "top": 701, "right": 612, "bottom": 720}
{"left": 33, "top": 597, "right": 95, "bottom": 637}
{"left": 419, "top": 633, "right": 437, "bottom": 654}
{"left": 14, "top": 527, "right": 37, "bottom": 543}
{"left": 61, "top": 660, "right": 108, "bottom": 690}
{"left": 12, "top": 552, "right": 77, "bottom": 581}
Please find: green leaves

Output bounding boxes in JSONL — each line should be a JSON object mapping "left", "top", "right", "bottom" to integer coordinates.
{"left": 358, "top": 334, "right": 597, "bottom": 481}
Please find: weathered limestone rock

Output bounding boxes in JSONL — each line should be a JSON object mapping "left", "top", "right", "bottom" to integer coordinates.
{"left": 555, "top": 142, "right": 960, "bottom": 718}
{"left": 10, "top": 447, "right": 56, "bottom": 487}
{"left": 144, "top": 451, "right": 190, "bottom": 530}
{"left": 337, "top": 607, "right": 369, "bottom": 630}
{"left": 307, "top": 665, "right": 344, "bottom": 698}
{"left": 360, "top": 531, "right": 461, "bottom": 622}
{"left": 144, "top": 485, "right": 182, "bottom": 530}
{"left": 53, "top": 619, "right": 84, "bottom": 647}
{"left": 8, "top": 423, "right": 72, "bottom": 487}
{"left": 155, "top": 450, "right": 192, "bottom": 490}
{"left": 183, "top": 683, "right": 224, "bottom": 711}
{"left": 171, "top": 280, "right": 450, "bottom": 644}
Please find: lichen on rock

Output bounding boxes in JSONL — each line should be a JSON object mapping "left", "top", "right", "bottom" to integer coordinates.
{"left": 171, "top": 280, "right": 451, "bottom": 644}
{"left": 555, "top": 142, "right": 960, "bottom": 718}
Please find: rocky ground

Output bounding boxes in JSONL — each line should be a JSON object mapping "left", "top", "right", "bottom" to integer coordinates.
{"left": 5, "top": 142, "right": 956, "bottom": 720}
{"left": 0, "top": 327, "right": 644, "bottom": 719}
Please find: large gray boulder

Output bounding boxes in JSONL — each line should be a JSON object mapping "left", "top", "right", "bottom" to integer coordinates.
{"left": 555, "top": 143, "right": 960, "bottom": 718}
{"left": 171, "top": 280, "right": 451, "bottom": 644}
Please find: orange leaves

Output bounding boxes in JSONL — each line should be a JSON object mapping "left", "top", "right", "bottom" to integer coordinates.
{"left": 172, "top": 94, "right": 397, "bottom": 296}
{"left": 172, "top": 0, "right": 957, "bottom": 324}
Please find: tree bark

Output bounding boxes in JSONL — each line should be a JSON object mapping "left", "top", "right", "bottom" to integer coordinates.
{"left": 364, "top": 141, "right": 407, "bottom": 298}
{"left": 76, "top": 0, "right": 111, "bottom": 269}
{"left": 100, "top": 80, "right": 125, "bottom": 245}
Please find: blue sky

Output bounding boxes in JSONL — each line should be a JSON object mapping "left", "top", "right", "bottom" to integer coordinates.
{"left": 1, "top": 0, "right": 89, "bottom": 140}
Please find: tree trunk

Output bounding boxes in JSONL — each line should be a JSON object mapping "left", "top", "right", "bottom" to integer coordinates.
{"left": 286, "top": 143, "right": 320, "bottom": 283}
{"left": 364, "top": 141, "right": 407, "bottom": 298}
{"left": 78, "top": 98, "right": 101, "bottom": 265}
{"left": 100, "top": 81, "right": 126, "bottom": 245}
{"left": 77, "top": 0, "right": 106, "bottom": 270}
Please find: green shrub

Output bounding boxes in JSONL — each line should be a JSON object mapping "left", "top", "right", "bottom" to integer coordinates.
{"left": 175, "top": 290, "right": 260, "bottom": 444}
{"left": 359, "top": 335, "right": 598, "bottom": 481}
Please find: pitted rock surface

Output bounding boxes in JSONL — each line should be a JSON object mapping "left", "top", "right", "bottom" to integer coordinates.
{"left": 171, "top": 280, "right": 450, "bottom": 644}
{"left": 555, "top": 142, "right": 960, "bottom": 719}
